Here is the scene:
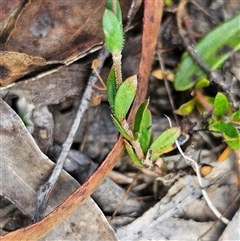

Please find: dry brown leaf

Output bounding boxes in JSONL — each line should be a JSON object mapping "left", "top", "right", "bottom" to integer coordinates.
{"left": 0, "top": 98, "right": 118, "bottom": 240}
{"left": 5, "top": 0, "right": 106, "bottom": 63}
{"left": 4, "top": 1, "right": 131, "bottom": 64}
{"left": 0, "top": 51, "right": 46, "bottom": 86}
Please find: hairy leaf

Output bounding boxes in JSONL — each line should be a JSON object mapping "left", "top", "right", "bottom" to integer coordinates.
{"left": 102, "top": 8, "right": 123, "bottom": 54}
{"left": 114, "top": 75, "right": 137, "bottom": 122}
{"left": 149, "top": 127, "right": 181, "bottom": 161}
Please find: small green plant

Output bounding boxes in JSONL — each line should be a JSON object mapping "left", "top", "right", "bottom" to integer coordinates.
{"left": 173, "top": 13, "right": 240, "bottom": 150}
{"left": 102, "top": 0, "right": 180, "bottom": 168}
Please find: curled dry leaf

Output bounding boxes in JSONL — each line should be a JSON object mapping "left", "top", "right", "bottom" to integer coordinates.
{"left": 0, "top": 51, "right": 46, "bottom": 86}
{"left": 0, "top": 98, "right": 118, "bottom": 240}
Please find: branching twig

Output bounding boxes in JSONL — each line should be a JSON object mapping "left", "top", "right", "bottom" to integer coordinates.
{"left": 34, "top": 47, "right": 109, "bottom": 222}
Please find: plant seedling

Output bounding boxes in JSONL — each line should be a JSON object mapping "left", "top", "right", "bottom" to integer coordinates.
{"left": 102, "top": 0, "right": 181, "bottom": 168}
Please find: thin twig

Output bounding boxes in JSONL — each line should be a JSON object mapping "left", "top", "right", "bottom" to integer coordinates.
{"left": 34, "top": 47, "right": 109, "bottom": 222}
{"left": 124, "top": 0, "right": 143, "bottom": 32}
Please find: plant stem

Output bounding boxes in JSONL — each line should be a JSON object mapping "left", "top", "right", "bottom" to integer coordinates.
{"left": 112, "top": 52, "right": 122, "bottom": 88}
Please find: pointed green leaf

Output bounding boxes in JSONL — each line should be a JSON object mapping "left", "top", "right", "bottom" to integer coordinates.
{"left": 135, "top": 108, "right": 152, "bottom": 154}
{"left": 102, "top": 9, "right": 123, "bottom": 54}
{"left": 174, "top": 14, "right": 240, "bottom": 91}
{"left": 175, "top": 98, "right": 196, "bottom": 116}
{"left": 134, "top": 100, "right": 149, "bottom": 133}
{"left": 214, "top": 92, "right": 229, "bottom": 116}
{"left": 114, "top": 75, "right": 137, "bottom": 122}
{"left": 149, "top": 127, "right": 181, "bottom": 161}
{"left": 106, "top": 0, "right": 122, "bottom": 23}
{"left": 107, "top": 67, "right": 117, "bottom": 110}
{"left": 124, "top": 140, "right": 143, "bottom": 167}
{"left": 111, "top": 115, "right": 133, "bottom": 141}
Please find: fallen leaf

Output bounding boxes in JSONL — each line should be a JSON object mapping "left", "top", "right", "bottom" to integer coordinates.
{"left": 0, "top": 98, "right": 118, "bottom": 240}
{"left": 5, "top": 0, "right": 106, "bottom": 63}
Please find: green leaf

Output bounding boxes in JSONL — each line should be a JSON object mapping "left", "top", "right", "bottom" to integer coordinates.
{"left": 222, "top": 123, "right": 239, "bottom": 139}
{"left": 106, "top": 0, "right": 122, "bottom": 23}
{"left": 210, "top": 120, "right": 238, "bottom": 138}
{"left": 214, "top": 92, "right": 229, "bottom": 116}
{"left": 102, "top": 8, "right": 124, "bottom": 54}
{"left": 134, "top": 100, "right": 149, "bottom": 133}
{"left": 111, "top": 115, "right": 133, "bottom": 141}
{"left": 107, "top": 67, "right": 117, "bottom": 110}
{"left": 174, "top": 14, "right": 240, "bottom": 91}
{"left": 175, "top": 98, "right": 196, "bottom": 116}
{"left": 149, "top": 127, "right": 181, "bottom": 161}
{"left": 195, "top": 78, "right": 210, "bottom": 89}
{"left": 134, "top": 102, "right": 152, "bottom": 154}
{"left": 114, "top": 75, "right": 137, "bottom": 122}
{"left": 124, "top": 140, "right": 143, "bottom": 167}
